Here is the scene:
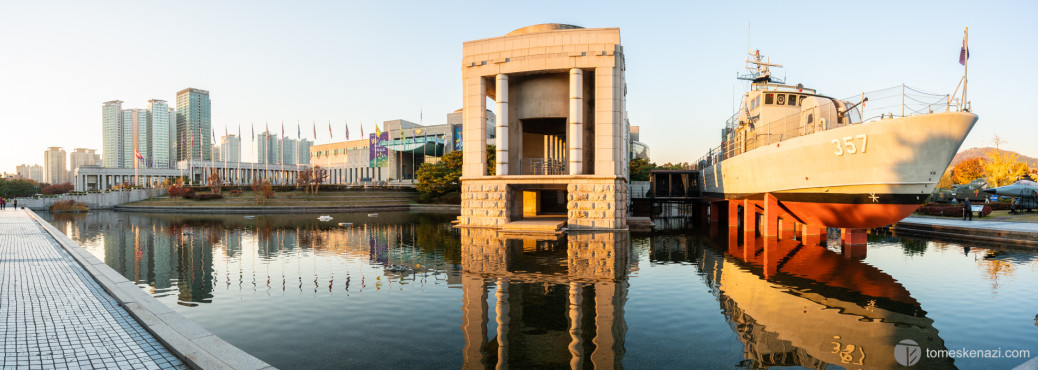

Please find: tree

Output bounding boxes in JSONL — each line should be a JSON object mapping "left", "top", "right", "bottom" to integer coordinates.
{"left": 251, "top": 179, "right": 273, "bottom": 204}
{"left": 167, "top": 182, "right": 194, "bottom": 204}
{"left": 983, "top": 137, "right": 1029, "bottom": 187}
{"left": 207, "top": 169, "right": 223, "bottom": 194}
{"left": 0, "top": 179, "right": 40, "bottom": 198}
{"left": 935, "top": 167, "right": 954, "bottom": 189}
{"left": 629, "top": 157, "right": 652, "bottom": 181}
{"left": 309, "top": 166, "right": 327, "bottom": 194}
{"left": 42, "top": 183, "right": 74, "bottom": 195}
{"left": 416, "top": 150, "right": 462, "bottom": 197}
{"left": 486, "top": 145, "right": 496, "bottom": 176}
{"left": 953, "top": 157, "right": 985, "bottom": 185}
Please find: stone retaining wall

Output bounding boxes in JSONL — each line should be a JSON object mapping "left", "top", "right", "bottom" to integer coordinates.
{"left": 18, "top": 188, "right": 167, "bottom": 211}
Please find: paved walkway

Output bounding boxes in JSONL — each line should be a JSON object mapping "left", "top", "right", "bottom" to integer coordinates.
{"left": 899, "top": 216, "right": 1038, "bottom": 234}
{"left": 0, "top": 210, "right": 186, "bottom": 369}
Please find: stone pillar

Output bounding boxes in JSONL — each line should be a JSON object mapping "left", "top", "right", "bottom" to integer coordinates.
{"left": 495, "top": 74, "right": 509, "bottom": 176}
{"left": 763, "top": 193, "right": 780, "bottom": 237}
{"left": 495, "top": 278, "right": 509, "bottom": 369}
{"left": 461, "top": 274, "right": 488, "bottom": 370}
{"left": 462, "top": 76, "right": 487, "bottom": 177}
{"left": 568, "top": 68, "right": 583, "bottom": 175}
{"left": 568, "top": 282, "right": 584, "bottom": 369}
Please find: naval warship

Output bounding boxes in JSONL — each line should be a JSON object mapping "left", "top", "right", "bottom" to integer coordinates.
{"left": 697, "top": 50, "right": 977, "bottom": 228}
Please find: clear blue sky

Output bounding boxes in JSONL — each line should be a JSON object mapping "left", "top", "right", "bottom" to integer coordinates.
{"left": 1, "top": 0, "right": 1034, "bottom": 173}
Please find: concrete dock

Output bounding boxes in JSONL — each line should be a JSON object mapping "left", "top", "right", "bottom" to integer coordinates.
{"left": 0, "top": 209, "right": 272, "bottom": 369}
{"left": 891, "top": 216, "right": 1038, "bottom": 246}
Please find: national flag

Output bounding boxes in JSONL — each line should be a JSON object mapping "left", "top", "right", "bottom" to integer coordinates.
{"left": 281, "top": 122, "right": 285, "bottom": 139}
{"left": 238, "top": 124, "right": 241, "bottom": 140}
{"left": 328, "top": 121, "right": 333, "bottom": 139}
{"left": 313, "top": 121, "right": 317, "bottom": 140}
{"left": 251, "top": 123, "right": 255, "bottom": 142}
{"left": 297, "top": 122, "right": 301, "bottom": 139}
{"left": 375, "top": 124, "right": 381, "bottom": 138}
{"left": 361, "top": 123, "right": 364, "bottom": 137}
{"left": 959, "top": 30, "right": 969, "bottom": 66}
{"left": 135, "top": 149, "right": 143, "bottom": 161}
{"left": 265, "top": 122, "right": 269, "bottom": 141}
{"left": 345, "top": 121, "right": 350, "bottom": 141}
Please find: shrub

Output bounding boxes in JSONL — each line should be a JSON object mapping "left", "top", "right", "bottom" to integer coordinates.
{"left": 168, "top": 184, "right": 195, "bottom": 202}
{"left": 916, "top": 204, "right": 992, "bottom": 217}
{"left": 49, "top": 200, "right": 88, "bottom": 213}
{"left": 229, "top": 189, "right": 243, "bottom": 196}
{"left": 188, "top": 192, "right": 224, "bottom": 201}
{"left": 42, "top": 183, "right": 74, "bottom": 195}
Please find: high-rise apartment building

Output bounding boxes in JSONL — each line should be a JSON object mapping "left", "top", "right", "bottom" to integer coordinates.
{"left": 297, "top": 139, "right": 312, "bottom": 165}
{"left": 102, "top": 100, "right": 123, "bottom": 168}
{"left": 15, "top": 164, "right": 43, "bottom": 182}
{"left": 148, "top": 100, "right": 171, "bottom": 169}
{"left": 256, "top": 133, "right": 279, "bottom": 164}
{"left": 69, "top": 148, "right": 99, "bottom": 175}
{"left": 221, "top": 135, "right": 241, "bottom": 163}
{"left": 280, "top": 138, "right": 297, "bottom": 165}
{"left": 122, "top": 108, "right": 149, "bottom": 168}
{"left": 168, "top": 108, "right": 177, "bottom": 167}
{"left": 212, "top": 144, "right": 222, "bottom": 162}
{"left": 176, "top": 88, "right": 211, "bottom": 162}
{"left": 44, "top": 147, "right": 67, "bottom": 184}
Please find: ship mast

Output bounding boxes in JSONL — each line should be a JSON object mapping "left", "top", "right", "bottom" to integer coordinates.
{"left": 738, "top": 49, "right": 784, "bottom": 84}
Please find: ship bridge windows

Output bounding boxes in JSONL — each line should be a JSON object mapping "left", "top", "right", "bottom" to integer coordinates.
{"left": 765, "top": 93, "right": 774, "bottom": 105}
{"left": 764, "top": 93, "right": 802, "bottom": 106}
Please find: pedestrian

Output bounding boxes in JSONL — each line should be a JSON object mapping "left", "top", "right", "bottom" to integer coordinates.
{"left": 13, "top": 199, "right": 17, "bottom": 209}
{"left": 963, "top": 198, "right": 972, "bottom": 221}
{"left": 0, "top": 197, "right": 5, "bottom": 210}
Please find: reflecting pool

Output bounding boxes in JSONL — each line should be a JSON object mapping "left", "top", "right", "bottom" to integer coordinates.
{"left": 44, "top": 211, "right": 1038, "bottom": 369}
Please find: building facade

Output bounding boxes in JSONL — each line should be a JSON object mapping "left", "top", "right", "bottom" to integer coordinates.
{"left": 102, "top": 100, "right": 123, "bottom": 168}
{"left": 458, "top": 24, "right": 630, "bottom": 230}
{"left": 296, "top": 139, "right": 312, "bottom": 165}
{"left": 220, "top": 134, "right": 241, "bottom": 163}
{"left": 148, "top": 99, "right": 172, "bottom": 169}
{"left": 176, "top": 88, "right": 212, "bottom": 162}
{"left": 44, "top": 147, "right": 67, "bottom": 184}
{"left": 69, "top": 148, "right": 99, "bottom": 174}
{"left": 15, "top": 164, "right": 44, "bottom": 183}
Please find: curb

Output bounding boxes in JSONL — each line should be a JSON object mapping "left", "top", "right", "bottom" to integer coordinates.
{"left": 890, "top": 221, "right": 1038, "bottom": 247}
{"left": 26, "top": 209, "right": 275, "bottom": 370}
{"left": 113, "top": 204, "right": 461, "bottom": 214}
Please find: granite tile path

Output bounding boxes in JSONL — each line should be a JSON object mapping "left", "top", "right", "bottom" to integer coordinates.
{"left": 0, "top": 209, "right": 186, "bottom": 369}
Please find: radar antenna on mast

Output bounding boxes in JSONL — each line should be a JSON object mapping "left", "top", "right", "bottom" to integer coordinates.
{"left": 737, "top": 49, "right": 784, "bottom": 84}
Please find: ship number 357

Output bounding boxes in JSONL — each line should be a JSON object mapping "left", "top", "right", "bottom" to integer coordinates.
{"left": 832, "top": 134, "right": 867, "bottom": 155}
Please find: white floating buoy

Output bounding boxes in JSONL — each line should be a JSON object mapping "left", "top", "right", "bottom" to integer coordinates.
{"left": 244, "top": 215, "right": 255, "bottom": 219}
{"left": 338, "top": 222, "right": 353, "bottom": 227}
{"left": 367, "top": 213, "right": 378, "bottom": 217}
{"left": 318, "top": 215, "right": 333, "bottom": 222}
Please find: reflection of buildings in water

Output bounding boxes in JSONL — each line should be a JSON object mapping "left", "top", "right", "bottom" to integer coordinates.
{"left": 657, "top": 231, "right": 954, "bottom": 369}
{"left": 459, "top": 229, "right": 629, "bottom": 369}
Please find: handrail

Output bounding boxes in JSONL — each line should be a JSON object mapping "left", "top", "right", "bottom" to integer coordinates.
{"left": 692, "top": 84, "right": 965, "bottom": 171}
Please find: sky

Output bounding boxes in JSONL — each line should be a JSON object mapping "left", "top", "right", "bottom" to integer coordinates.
{"left": 1, "top": 0, "right": 1035, "bottom": 174}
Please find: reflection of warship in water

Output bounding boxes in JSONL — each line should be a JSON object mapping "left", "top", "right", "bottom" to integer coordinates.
{"left": 459, "top": 229, "right": 632, "bottom": 369}
{"left": 657, "top": 232, "right": 954, "bottom": 369}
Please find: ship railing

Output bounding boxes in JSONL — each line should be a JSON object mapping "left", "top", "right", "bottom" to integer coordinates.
{"left": 843, "top": 84, "right": 964, "bottom": 123}
{"left": 694, "top": 84, "right": 963, "bottom": 167}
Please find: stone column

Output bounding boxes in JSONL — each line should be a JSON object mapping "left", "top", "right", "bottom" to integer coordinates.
{"left": 461, "top": 274, "right": 488, "bottom": 370}
{"left": 495, "top": 278, "right": 510, "bottom": 369}
{"left": 495, "top": 74, "right": 509, "bottom": 176}
{"left": 462, "top": 76, "right": 487, "bottom": 177}
{"left": 568, "top": 68, "right": 583, "bottom": 175}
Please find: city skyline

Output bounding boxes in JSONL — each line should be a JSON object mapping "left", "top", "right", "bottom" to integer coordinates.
{"left": 1, "top": 1, "right": 1035, "bottom": 173}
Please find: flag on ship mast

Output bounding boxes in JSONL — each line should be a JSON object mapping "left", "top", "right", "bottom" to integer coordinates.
{"left": 959, "top": 29, "right": 969, "bottom": 65}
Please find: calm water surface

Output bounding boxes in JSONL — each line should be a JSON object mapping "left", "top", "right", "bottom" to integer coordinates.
{"left": 44, "top": 211, "right": 1038, "bottom": 369}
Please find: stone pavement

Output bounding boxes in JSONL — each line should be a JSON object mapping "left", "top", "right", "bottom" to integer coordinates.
{"left": 0, "top": 209, "right": 186, "bottom": 369}
{"left": 894, "top": 216, "right": 1038, "bottom": 246}
{"left": 900, "top": 216, "right": 1038, "bottom": 234}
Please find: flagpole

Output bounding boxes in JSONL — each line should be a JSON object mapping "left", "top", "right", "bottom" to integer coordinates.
{"left": 963, "top": 27, "right": 968, "bottom": 110}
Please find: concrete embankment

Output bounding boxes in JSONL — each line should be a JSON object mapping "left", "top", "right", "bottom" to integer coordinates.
{"left": 114, "top": 203, "right": 460, "bottom": 214}
{"left": 18, "top": 209, "right": 273, "bottom": 369}
{"left": 889, "top": 216, "right": 1038, "bottom": 247}
{"left": 18, "top": 188, "right": 167, "bottom": 211}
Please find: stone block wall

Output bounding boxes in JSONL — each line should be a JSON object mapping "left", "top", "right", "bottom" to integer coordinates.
{"left": 567, "top": 179, "right": 627, "bottom": 230}
{"left": 458, "top": 183, "right": 509, "bottom": 227}
{"left": 460, "top": 228, "right": 508, "bottom": 274}
{"left": 567, "top": 232, "right": 630, "bottom": 281}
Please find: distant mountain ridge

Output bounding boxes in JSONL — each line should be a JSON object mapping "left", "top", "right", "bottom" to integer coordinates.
{"left": 951, "top": 147, "right": 1038, "bottom": 168}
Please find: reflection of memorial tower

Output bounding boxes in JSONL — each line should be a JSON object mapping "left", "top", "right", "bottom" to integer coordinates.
{"left": 459, "top": 229, "right": 629, "bottom": 368}
{"left": 458, "top": 24, "right": 630, "bottom": 230}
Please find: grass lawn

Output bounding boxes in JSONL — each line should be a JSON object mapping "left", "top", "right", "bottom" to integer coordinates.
{"left": 127, "top": 190, "right": 417, "bottom": 207}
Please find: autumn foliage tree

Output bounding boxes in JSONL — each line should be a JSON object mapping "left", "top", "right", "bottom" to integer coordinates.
{"left": 952, "top": 157, "right": 986, "bottom": 185}
{"left": 416, "top": 150, "right": 462, "bottom": 197}
{"left": 207, "top": 169, "right": 223, "bottom": 194}
{"left": 983, "top": 136, "right": 1030, "bottom": 187}
{"left": 167, "top": 182, "right": 194, "bottom": 203}
{"left": 251, "top": 179, "right": 274, "bottom": 204}
{"left": 42, "top": 183, "right": 74, "bottom": 195}
{"left": 294, "top": 166, "right": 327, "bottom": 195}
